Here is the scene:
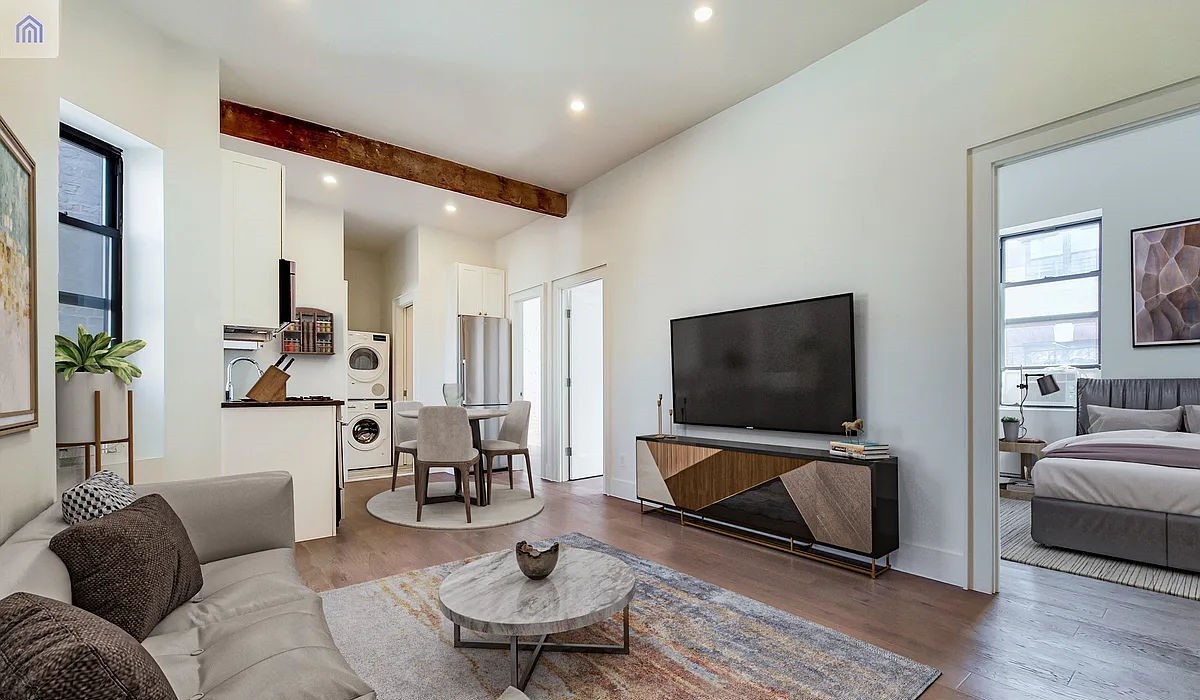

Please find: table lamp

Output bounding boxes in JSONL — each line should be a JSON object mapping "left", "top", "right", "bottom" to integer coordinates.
{"left": 1018, "top": 371, "right": 1062, "bottom": 439}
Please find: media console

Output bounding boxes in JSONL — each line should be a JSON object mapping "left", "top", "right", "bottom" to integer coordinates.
{"left": 636, "top": 435, "right": 899, "bottom": 577}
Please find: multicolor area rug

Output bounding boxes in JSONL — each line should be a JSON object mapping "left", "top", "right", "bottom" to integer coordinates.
{"left": 320, "top": 533, "right": 939, "bottom": 699}
{"left": 1001, "top": 496, "right": 1200, "bottom": 600}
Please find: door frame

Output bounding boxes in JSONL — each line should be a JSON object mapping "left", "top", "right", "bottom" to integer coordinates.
{"left": 391, "top": 294, "right": 415, "bottom": 470}
{"left": 550, "top": 266, "right": 607, "bottom": 485}
{"left": 967, "top": 76, "right": 1200, "bottom": 593}
{"left": 509, "top": 284, "right": 548, "bottom": 479}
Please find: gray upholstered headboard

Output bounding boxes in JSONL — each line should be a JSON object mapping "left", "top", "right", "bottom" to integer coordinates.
{"left": 1076, "top": 377, "right": 1200, "bottom": 435}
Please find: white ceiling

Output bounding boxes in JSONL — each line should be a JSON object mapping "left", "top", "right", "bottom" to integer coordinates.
{"left": 222, "top": 135, "right": 540, "bottom": 250}
{"left": 124, "top": 0, "right": 922, "bottom": 242}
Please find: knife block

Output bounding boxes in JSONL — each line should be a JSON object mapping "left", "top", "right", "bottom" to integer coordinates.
{"left": 246, "top": 366, "right": 289, "bottom": 402}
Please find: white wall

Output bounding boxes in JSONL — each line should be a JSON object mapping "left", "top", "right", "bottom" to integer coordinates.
{"left": 345, "top": 246, "right": 386, "bottom": 333}
{"left": 0, "top": 0, "right": 221, "bottom": 538}
{"left": 226, "top": 200, "right": 347, "bottom": 401}
{"left": 494, "top": 0, "right": 1200, "bottom": 585}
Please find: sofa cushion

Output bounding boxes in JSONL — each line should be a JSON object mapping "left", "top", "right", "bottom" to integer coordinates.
{"left": 0, "top": 505, "right": 71, "bottom": 603}
{"left": 143, "top": 595, "right": 374, "bottom": 700}
{"left": 152, "top": 548, "right": 313, "bottom": 635}
{"left": 60, "top": 469, "right": 137, "bottom": 524}
{"left": 50, "top": 494, "right": 203, "bottom": 641}
{"left": 0, "top": 592, "right": 174, "bottom": 700}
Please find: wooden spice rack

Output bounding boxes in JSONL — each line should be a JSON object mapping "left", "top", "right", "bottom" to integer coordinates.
{"left": 280, "top": 307, "right": 335, "bottom": 355}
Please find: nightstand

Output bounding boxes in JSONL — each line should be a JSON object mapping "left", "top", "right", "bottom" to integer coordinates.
{"left": 998, "top": 438, "right": 1045, "bottom": 481}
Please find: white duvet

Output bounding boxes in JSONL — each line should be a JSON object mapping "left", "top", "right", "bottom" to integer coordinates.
{"left": 1035, "top": 429, "right": 1200, "bottom": 517}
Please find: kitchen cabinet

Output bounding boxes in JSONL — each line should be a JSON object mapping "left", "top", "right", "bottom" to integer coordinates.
{"left": 456, "top": 263, "right": 506, "bottom": 317}
{"left": 220, "top": 403, "right": 340, "bottom": 541}
{"left": 221, "top": 149, "right": 285, "bottom": 330}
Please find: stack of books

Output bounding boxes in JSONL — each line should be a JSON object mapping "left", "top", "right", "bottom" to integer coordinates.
{"left": 829, "top": 440, "right": 891, "bottom": 459}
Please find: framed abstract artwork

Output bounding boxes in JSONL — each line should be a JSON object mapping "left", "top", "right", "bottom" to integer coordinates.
{"left": 1132, "top": 218, "right": 1200, "bottom": 347}
{"left": 0, "top": 114, "right": 37, "bottom": 436}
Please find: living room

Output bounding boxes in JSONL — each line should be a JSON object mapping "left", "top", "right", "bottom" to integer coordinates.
{"left": 3, "top": 2, "right": 1200, "bottom": 699}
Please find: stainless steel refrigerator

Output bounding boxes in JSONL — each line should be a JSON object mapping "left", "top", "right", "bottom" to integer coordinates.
{"left": 458, "top": 316, "right": 511, "bottom": 407}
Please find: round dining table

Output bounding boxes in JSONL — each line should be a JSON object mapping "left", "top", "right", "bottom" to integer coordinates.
{"left": 396, "top": 406, "right": 509, "bottom": 506}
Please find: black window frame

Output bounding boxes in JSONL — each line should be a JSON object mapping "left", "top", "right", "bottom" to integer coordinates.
{"left": 59, "top": 123, "right": 124, "bottom": 341}
{"left": 998, "top": 217, "right": 1102, "bottom": 408}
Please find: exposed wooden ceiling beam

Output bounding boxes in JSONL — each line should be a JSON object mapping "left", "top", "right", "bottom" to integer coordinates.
{"left": 219, "top": 100, "right": 567, "bottom": 218}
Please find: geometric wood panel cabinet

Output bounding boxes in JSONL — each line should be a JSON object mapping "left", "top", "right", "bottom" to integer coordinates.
{"left": 636, "top": 435, "right": 899, "bottom": 576}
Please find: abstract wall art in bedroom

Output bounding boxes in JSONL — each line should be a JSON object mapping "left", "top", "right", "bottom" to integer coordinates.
{"left": 1132, "top": 218, "right": 1200, "bottom": 347}
{"left": 0, "top": 114, "right": 37, "bottom": 436}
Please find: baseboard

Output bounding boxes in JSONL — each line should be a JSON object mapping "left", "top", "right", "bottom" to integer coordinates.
{"left": 606, "top": 477, "right": 637, "bottom": 502}
{"left": 891, "top": 541, "right": 966, "bottom": 587}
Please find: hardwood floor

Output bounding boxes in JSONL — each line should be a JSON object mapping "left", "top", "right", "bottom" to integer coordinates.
{"left": 297, "top": 475, "right": 1200, "bottom": 699}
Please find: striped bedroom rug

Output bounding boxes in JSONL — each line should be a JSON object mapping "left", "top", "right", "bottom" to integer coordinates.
{"left": 1000, "top": 496, "right": 1200, "bottom": 600}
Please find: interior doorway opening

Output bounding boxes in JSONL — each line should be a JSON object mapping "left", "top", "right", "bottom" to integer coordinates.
{"left": 548, "top": 267, "right": 605, "bottom": 484}
{"left": 510, "top": 286, "right": 544, "bottom": 479}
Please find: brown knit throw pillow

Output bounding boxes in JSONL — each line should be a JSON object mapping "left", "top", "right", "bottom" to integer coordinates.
{"left": 0, "top": 592, "right": 175, "bottom": 700}
{"left": 49, "top": 494, "right": 203, "bottom": 641}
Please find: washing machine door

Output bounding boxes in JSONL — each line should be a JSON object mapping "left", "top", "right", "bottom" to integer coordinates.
{"left": 348, "top": 413, "right": 384, "bottom": 451}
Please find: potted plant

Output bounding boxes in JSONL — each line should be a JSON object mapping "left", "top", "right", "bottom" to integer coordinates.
{"left": 1000, "top": 415, "right": 1020, "bottom": 442}
{"left": 55, "top": 326, "right": 145, "bottom": 444}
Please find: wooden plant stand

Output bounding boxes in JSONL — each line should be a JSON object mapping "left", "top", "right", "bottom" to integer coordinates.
{"left": 56, "top": 390, "right": 135, "bottom": 484}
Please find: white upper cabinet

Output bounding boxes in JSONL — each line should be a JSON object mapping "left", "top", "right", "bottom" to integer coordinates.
{"left": 221, "top": 149, "right": 285, "bottom": 329}
{"left": 456, "top": 263, "right": 506, "bottom": 317}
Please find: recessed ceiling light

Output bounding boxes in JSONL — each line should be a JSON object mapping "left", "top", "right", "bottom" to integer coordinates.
{"left": 444, "top": 203, "right": 457, "bottom": 213}
{"left": 569, "top": 98, "right": 586, "bottom": 113}
{"left": 694, "top": 6, "right": 713, "bottom": 22}
{"left": 322, "top": 174, "right": 337, "bottom": 186}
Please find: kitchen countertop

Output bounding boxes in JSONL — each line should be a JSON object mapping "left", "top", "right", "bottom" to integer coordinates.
{"left": 221, "top": 399, "right": 344, "bottom": 408}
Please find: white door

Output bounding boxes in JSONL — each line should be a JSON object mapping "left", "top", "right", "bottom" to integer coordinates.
{"left": 511, "top": 289, "right": 543, "bottom": 477}
{"left": 483, "top": 268, "right": 507, "bottom": 317}
{"left": 564, "top": 279, "right": 604, "bottom": 480}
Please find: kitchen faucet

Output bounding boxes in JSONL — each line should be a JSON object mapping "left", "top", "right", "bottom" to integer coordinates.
{"left": 225, "top": 357, "right": 264, "bottom": 402}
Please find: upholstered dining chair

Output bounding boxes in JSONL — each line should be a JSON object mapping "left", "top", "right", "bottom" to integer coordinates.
{"left": 480, "top": 401, "right": 534, "bottom": 502}
{"left": 415, "top": 406, "right": 479, "bottom": 523}
{"left": 391, "top": 401, "right": 423, "bottom": 491}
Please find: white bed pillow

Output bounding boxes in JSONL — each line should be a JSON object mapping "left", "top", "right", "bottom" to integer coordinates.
{"left": 1087, "top": 405, "right": 1183, "bottom": 433}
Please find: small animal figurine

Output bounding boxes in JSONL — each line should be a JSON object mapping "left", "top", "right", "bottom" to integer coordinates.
{"left": 841, "top": 418, "right": 864, "bottom": 438}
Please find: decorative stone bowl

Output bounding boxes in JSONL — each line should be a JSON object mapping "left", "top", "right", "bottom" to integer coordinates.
{"left": 514, "top": 541, "right": 560, "bottom": 580}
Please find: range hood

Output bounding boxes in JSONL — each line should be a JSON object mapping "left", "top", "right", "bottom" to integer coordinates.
{"left": 222, "top": 259, "right": 296, "bottom": 346}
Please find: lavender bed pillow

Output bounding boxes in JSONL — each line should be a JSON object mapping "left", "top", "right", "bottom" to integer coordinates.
{"left": 1087, "top": 405, "right": 1183, "bottom": 433}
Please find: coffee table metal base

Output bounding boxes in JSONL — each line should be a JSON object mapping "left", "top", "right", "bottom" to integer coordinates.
{"left": 452, "top": 605, "right": 630, "bottom": 691}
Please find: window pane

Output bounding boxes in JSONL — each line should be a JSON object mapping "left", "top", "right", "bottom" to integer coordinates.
{"left": 1004, "top": 276, "right": 1098, "bottom": 320}
{"left": 1004, "top": 316, "right": 1099, "bottom": 368}
{"left": 1002, "top": 222, "right": 1100, "bottom": 283}
{"left": 59, "top": 222, "right": 114, "bottom": 299}
{"left": 58, "top": 138, "right": 107, "bottom": 225}
{"left": 59, "top": 302, "right": 110, "bottom": 337}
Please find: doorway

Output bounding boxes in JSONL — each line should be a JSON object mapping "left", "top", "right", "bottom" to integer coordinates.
{"left": 968, "top": 78, "right": 1200, "bottom": 593}
{"left": 560, "top": 276, "right": 604, "bottom": 481}
{"left": 510, "top": 286, "right": 544, "bottom": 478}
{"left": 392, "top": 298, "right": 414, "bottom": 470}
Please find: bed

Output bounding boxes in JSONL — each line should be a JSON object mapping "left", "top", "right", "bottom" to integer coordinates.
{"left": 1030, "top": 377, "right": 1200, "bottom": 572}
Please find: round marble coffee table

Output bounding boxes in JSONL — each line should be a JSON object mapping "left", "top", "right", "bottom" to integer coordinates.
{"left": 438, "top": 546, "right": 636, "bottom": 691}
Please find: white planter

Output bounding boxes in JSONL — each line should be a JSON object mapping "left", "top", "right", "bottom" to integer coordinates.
{"left": 56, "top": 373, "right": 130, "bottom": 444}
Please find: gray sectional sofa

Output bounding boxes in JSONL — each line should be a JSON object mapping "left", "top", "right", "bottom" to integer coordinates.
{"left": 0, "top": 471, "right": 375, "bottom": 700}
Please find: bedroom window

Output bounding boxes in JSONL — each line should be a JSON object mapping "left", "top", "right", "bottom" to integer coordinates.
{"left": 999, "top": 218, "right": 1101, "bottom": 407}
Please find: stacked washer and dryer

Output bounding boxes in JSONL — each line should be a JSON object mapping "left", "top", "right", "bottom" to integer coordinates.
{"left": 344, "top": 331, "right": 393, "bottom": 474}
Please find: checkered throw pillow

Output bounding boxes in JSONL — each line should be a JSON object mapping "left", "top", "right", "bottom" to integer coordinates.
{"left": 61, "top": 471, "right": 137, "bottom": 525}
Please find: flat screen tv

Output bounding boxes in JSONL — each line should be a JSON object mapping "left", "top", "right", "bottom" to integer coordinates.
{"left": 671, "top": 293, "right": 856, "bottom": 434}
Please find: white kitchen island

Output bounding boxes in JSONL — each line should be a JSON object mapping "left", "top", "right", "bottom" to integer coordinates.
{"left": 220, "top": 400, "right": 342, "bottom": 541}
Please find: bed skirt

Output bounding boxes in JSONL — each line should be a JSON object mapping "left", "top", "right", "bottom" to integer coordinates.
{"left": 1031, "top": 496, "right": 1200, "bottom": 573}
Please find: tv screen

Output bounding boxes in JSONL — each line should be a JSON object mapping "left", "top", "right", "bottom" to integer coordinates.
{"left": 671, "top": 294, "right": 856, "bottom": 434}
